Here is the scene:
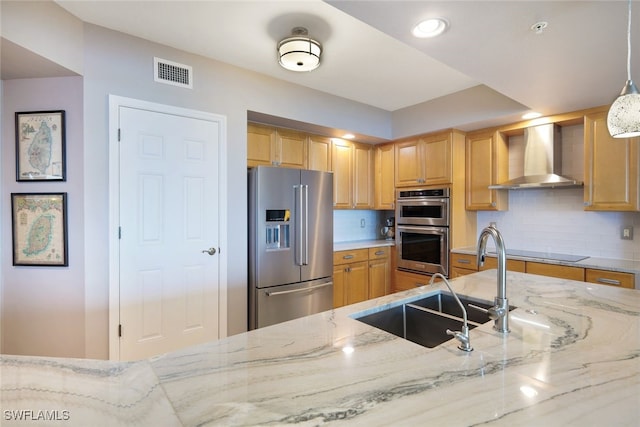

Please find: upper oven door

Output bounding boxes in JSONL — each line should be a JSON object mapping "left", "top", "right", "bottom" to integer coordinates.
{"left": 396, "top": 198, "right": 449, "bottom": 226}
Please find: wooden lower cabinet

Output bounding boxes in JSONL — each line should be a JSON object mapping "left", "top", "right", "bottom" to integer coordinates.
{"left": 525, "top": 262, "right": 585, "bottom": 281}
{"left": 482, "top": 257, "right": 526, "bottom": 273}
{"left": 585, "top": 268, "right": 635, "bottom": 289}
{"left": 393, "top": 269, "right": 433, "bottom": 292}
{"left": 333, "top": 246, "right": 391, "bottom": 308}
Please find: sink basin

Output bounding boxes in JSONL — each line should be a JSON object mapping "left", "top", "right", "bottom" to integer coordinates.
{"left": 354, "top": 291, "right": 514, "bottom": 348}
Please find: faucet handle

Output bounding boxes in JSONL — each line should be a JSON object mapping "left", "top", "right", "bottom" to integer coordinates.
{"left": 446, "top": 329, "right": 473, "bottom": 352}
{"left": 469, "top": 304, "right": 506, "bottom": 321}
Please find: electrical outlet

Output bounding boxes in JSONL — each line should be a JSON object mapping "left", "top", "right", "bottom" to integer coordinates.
{"left": 360, "top": 218, "right": 365, "bottom": 228}
{"left": 621, "top": 226, "right": 634, "bottom": 240}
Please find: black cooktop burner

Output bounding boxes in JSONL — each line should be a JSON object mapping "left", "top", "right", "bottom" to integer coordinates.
{"left": 488, "top": 249, "right": 589, "bottom": 263}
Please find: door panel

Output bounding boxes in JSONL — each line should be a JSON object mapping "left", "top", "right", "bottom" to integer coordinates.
{"left": 119, "top": 107, "right": 220, "bottom": 360}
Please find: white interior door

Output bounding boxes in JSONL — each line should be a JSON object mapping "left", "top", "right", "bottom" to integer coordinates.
{"left": 117, "top": 105, "right": 221, "bottom": 360}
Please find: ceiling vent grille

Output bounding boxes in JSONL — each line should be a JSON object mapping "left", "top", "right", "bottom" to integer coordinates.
{"left": 154, "top": 57, "right": 192, "bottom": 89}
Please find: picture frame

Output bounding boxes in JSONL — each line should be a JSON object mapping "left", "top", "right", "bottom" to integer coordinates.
{"left": 11, "top": 193, "right": 68, "bottom": 267}
{"left": 15, "top": 110, "right": 66, "bottom": 181}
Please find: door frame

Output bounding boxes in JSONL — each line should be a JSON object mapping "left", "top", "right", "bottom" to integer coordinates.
{"left": 107, "top": 95, "right": 228, "bottom": 360}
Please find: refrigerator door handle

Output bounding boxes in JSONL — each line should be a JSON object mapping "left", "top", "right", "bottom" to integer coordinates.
{"left": 265, "top": 281, "right": 332, "bottom": 296}
{"left": 302, "top": 184, "right": 309, "bottom": 265}
{"left": 295, "top": 184, "right": 303, "bottom": 266}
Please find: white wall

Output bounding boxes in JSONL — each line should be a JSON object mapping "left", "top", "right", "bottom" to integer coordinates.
{"left": 1, "top": 77, "right": 85, "bottom": 357}
{"left": 478, "top": 125, "right": 640, "bottom": 261}
{"left": 333, "top": 210, "right": 394, "bottom": 243}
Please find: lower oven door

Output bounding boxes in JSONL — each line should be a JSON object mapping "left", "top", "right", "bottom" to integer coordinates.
{"left": 396, "top": 225, "right": 449, "bottom": 276}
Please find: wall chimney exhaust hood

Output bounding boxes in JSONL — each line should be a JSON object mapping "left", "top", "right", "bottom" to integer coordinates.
{"left": 488, "top": 123, "right": 583, "bottom": 190}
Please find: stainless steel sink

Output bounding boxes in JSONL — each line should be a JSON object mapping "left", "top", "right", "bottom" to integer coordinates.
{"left": 354, "top": 292, "right": 515, "bottom": 348}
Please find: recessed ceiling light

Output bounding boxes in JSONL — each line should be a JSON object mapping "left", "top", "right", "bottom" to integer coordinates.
{"left": 522, "top": 112, "right": 542, "bottom": 120}
{"left": 342, "top": 133, "right": 355, "bottom": 139}
{"left": 412, "top": 18, "right": 449, "bottom": 38}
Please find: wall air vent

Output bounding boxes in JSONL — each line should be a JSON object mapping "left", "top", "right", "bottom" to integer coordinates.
{"left": 154, "top": 57, "right": 193, "bottom": 89}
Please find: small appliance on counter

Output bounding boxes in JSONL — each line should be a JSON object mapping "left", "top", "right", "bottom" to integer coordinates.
{"left": 381, "top": 217, "right": 395, "bottom": 240}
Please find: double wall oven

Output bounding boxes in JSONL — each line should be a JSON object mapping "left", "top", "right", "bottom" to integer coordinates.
{"left": 395, "top": 188, "right": 450, "bottom": 277}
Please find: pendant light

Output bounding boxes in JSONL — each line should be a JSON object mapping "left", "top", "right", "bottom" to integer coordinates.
{"left": 278, "top": 27, "right": 322, "bottom": 72}
{"left": 607, "top": 0, "right": 640, "bottom": 138}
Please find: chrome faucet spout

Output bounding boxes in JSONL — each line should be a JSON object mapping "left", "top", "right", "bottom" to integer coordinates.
{"left": 429, "top": 273, "right": 473, "bottom": 352}
{"left": 476, "top": 224, "right": 510, "bottom": 333}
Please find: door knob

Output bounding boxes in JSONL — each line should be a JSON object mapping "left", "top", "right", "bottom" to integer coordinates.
{"left": 202, "top": 247, "right": 217, "bottom": 256}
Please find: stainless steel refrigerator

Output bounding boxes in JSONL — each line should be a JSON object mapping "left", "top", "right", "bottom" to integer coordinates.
{"left": 248, "top": 166, "right": 334, "bottom": 330}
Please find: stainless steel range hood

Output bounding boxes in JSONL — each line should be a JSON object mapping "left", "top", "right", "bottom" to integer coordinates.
{"left": 488, "top": 123, "right": 583, "bottom": 190}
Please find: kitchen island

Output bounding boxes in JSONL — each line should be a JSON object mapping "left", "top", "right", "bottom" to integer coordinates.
{"left": 2, "top": 270, "right": 639, "bottom": 426}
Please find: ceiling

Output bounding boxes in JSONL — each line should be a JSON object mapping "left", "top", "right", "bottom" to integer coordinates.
{"left": 4, "top": 1, "right": 635, "bottom": 134}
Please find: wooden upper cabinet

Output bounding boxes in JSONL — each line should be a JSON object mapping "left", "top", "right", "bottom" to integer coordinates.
{"left": 395, "top": 139, "right": 424, "bottom": 187}
{"left": 375, "top": 143, "right": 395, "bottom": 210}
{"left": 465, "top": 130, "right": 508, "bottom": 211}
{"left": 247, "top": 123, "right": 307, "bottom": 169}
{"left": 395, "top": 131, "right": 453, "bottom": 187}
{"left": 353, "top": 142, "right": 374, "bottom": 209}
{"left": 584, "top": 111, "right": 640, "bottom": 211}
{"left": 247, "top": 123, "right": 276, "bottom": 167}
{"left": 423, "top": 133, "right": 452, "bottom": 186}
{"left": 331, "top": 139, "right": 353, "bottom": 208}
{"left": 275, "top": 128, "right": 307, "bottom": 169}
{"left": 308, "top": 134, "right": 332, "bottom": 172}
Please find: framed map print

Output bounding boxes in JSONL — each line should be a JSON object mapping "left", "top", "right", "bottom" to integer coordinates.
{"left": 11, "top": 193, "right": 68, "bottom": 267}
{"left": 15, "top": 110, "right": 66, "bottom": 181}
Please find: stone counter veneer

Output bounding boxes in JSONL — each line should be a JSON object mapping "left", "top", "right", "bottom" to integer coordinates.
{"left": 2, "top": 270, "right": 639, "bottom": 426}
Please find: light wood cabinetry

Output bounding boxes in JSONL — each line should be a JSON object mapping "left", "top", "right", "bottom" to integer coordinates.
{"left": 374, "top": 143, "right": 395, "bottom": 210}
{"left": 465, "top": 130, "right": 509, "bottom": 211}
{"left": 451, "top": 251, "right": 635, "bottom": 290}
{"left": 331, "top": 139, "right": 374, "bottom": 209}
{"left": 584, "top": 111, "right": 640, "bottom": 211}
{"left": 585, "top": 268, "right": 635, "bottom": 289}
{"left": 395, "top": 131, "right": 453, "bottom": 187}
{"left": 525, "top": 262, "right": 585, "bottom": 281}
{"left": 333, "top": 249, "right": 369, "bottom": 308}
{"left": 368, "top": 247, "right": 391, "bottom": 299}
{"left": 308, "top": 134, "right": 332, "bottom": 172}
{"left": 247, "top": 124, "right": 307, "bottom": 169}
{"left": 334, "top": 246, "right": 392, "bottom": 308}
{"left": 394, "top": 269, "right": 433, "bottom": 292}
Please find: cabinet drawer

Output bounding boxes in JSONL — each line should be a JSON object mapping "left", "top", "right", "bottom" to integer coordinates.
{"left": 394, "top": 270, "right": 432, "bottom": 292}
{"left": 368, "top": 246, "right": 390, "bottom": 260}
{"left": 585, "top": 269, "right": 635, "bottom": 289}
{"left": 526, "top": 262, "right": 585, "bottom": 281}
{"left": 450, "top": 253, "right": 478, "bottom": 271}
{"left": 333, "top": 249, "right": 369, "bottom": 265}
{"left": 481, "top": 257, "right": 526, "bottom": 273}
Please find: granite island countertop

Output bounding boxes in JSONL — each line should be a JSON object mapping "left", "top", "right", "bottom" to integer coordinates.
{"left": 2, "top": 270, "right": 640, "bottom": 426}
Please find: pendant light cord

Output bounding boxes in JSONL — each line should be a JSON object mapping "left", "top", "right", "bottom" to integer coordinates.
{"left": 627, "top": 0, "right": 632, "bottom": 81}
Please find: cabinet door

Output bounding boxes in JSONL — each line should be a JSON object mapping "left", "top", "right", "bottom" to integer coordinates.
{"left": 353, "top": 142, "right": 374, "bottom": 209}
{"left": 584, "top": 111, "right": 640, "bottom": 211}
{"left": 395, "top": 139, "right": 424, "bottom": 187}
{"left": 276, "top": 129, "right": 307, "bottom": 169}
{"left": 375, "top": 144, "right": 395, "bottom": 210}
{"left": 333, "top": 265, "right": 346, "bottom": 308}
{"left": 247, "top": 123, "right": 276, "bottom": 167}
{"left": 369, "top": 257, "right": 390, "bottom": 299}
{"left": 525, "top": 262, "right": 585, "bottom": 281}
{"left": 423, "top": 133, "right": 452, "bottom": 185}
{"left": 331, "top": 139, "right": 353, "bottom": 208}
{"left": 345, "top": 261, "right": 369, "bottom": 305}
{"left": 308, "top": 135, "right": 332, "bottom": 172}
{"left": 466, "top": 131, "right": 508, "bottom": 210}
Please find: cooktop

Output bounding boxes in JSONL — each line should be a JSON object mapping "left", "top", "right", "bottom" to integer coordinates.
{"left": 488, "top": 249, "right": 589, "bottom": 263}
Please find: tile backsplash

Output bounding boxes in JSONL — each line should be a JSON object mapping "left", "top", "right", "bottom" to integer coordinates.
{"left": 333, "top": 210, "right": 393, "bottom": 242}
{"left": 479, "top": 123, "right": 639, "bottom": 261}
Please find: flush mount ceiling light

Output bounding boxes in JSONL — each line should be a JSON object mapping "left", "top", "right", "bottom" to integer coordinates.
{"left": 607, "top": 0, "right": 640, "bottom": 138}
{"left": 278, "top": 27, "right": 322, "bottom": 72}
{"left": 412, "top": 18, "right": 449, "bottom": 38}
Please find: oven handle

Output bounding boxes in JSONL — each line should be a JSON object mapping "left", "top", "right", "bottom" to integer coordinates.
{"left": 396, "top": 225, "right": 449, "bottom": 233}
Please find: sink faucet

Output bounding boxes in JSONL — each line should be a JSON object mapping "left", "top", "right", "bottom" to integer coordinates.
{"left": 428, "top": 273, "right": 473, "bottom": 352}
{"left": 475, "top": 224, "right": 510, "bottom": 333}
